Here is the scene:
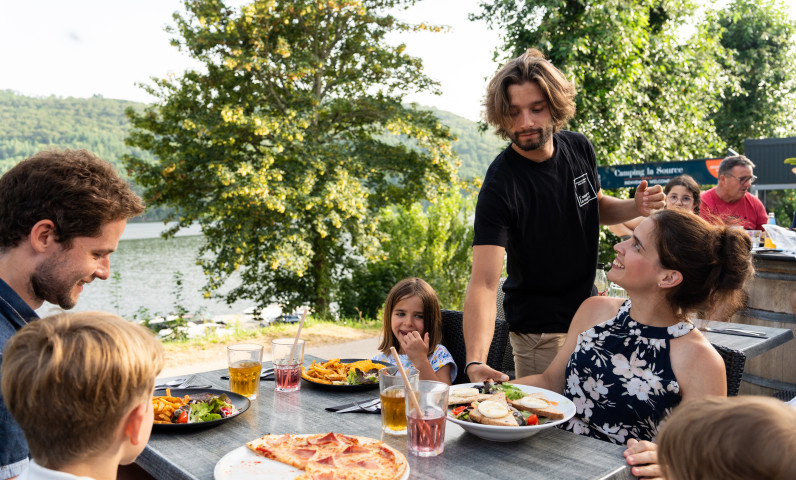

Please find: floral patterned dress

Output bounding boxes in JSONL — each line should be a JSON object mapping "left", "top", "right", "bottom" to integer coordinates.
{"left": 560, "top": 299, "right": 694, "bottom": 444}
{"left": 372, "top": 344, "right": 458, "bottom": 383}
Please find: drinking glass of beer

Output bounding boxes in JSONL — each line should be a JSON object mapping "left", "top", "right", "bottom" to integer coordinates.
{"left": 271, "top": 338, "right": 305, "bottom": 392}
{"left": 227, "top": 343, "right": 263, "bottom": 400}
{"left": 379, "top": 366, "right": 419, "bottom": 435}
{"left": 406, "top": 380, "right": 449, "bottom": 457}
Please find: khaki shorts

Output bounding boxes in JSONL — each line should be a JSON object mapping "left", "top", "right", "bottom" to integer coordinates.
{"left": 509, "top": 332, "right": 567, "bottom": 377}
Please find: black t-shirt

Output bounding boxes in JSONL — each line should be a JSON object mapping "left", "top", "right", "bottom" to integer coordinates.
{"left": 473, "top": 131, "right": 600, "bottom": 333}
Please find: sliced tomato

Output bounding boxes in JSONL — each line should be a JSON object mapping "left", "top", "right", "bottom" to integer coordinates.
{"left": 176, "top": 410, "right": 189, "bottom": 424}
{"left": 526, "top": 414, "right": 539, "bottom": 426}
{"left": 451, "top": 406, "right": 467, "bottom": 416}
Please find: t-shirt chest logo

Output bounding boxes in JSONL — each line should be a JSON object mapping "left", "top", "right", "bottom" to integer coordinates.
{"left": 574, "top": 173, "right": 598, "bottom": 207}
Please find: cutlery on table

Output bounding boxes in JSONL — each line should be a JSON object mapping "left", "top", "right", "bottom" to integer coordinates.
{"left": 154, "top": 375, "right": 194, "bottom": 390}
{"left": 328, "top": 398, "right": 381, "bottom": 414}
{"left": 220, "top": 367, "right": 275, "bottom": 380}
{"left": 701, "top": 327, "right": 767, "bottom": 338}
{"left": 153, "top": 375, "right": 213, "bottom": 390}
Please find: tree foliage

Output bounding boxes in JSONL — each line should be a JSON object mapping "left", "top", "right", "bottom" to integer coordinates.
{"left": 124, "top": 0, "right": 461, "bottom": 316}
{"left": 707, "top": 0, "right": 796, "bottom": 152}
{"left": 337, "top": 189, "right": 476, "bottom": 319}
{"left": 473, "top": 0, "right": 728, "bottom": 165}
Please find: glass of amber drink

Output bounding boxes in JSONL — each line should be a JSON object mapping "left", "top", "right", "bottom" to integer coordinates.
{"left": 271, "top": 338, "right": 305, "bottom": 392}
{"left": 379, "top": 366, "right": 419, "bottom": 435}
{"left": 227, "top": 343, "right": 263, "bottom": 400}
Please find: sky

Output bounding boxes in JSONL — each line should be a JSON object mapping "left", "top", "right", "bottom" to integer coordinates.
{"left": 0, "top": 0, "right": 502, "bottom": 122}
{"left": 2, "top": 1, "right": 794, "bottom": 122}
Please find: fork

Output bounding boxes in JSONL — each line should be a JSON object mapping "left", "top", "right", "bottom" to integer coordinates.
{"left": 335, "top": 398, "right": 381, "bottom": 413}
{"left": 154, "top": 375, "right": 211, "bottom": 390}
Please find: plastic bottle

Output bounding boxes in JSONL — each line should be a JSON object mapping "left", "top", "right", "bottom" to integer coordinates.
{"left": 764, "top": 213, "right": 777, "bottom": 248}
{"left": 594, "top": 264, "right": 609, "bottom": 296}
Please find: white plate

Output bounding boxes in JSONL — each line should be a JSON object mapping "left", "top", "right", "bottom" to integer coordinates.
{"left": 446, "top": 383, "right": 575, "bottom": 442}
{"left": 214, "top": 436, "right": 410, "bottom": 480}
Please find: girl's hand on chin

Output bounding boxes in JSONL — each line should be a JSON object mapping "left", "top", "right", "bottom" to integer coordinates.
{"left": 400, "top": 331, "right": 429, "bottom": 361}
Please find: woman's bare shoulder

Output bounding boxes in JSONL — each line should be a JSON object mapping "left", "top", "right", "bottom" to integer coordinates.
{"left": 572, "top": 296, "right": 626, "bottom": 332}
{"left": 670, "top": 328, "right": 726, "bottom": 397}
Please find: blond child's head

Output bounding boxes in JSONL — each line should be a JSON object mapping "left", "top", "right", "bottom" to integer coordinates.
{"left": 658, "top": 395, "right": 796, "bottom": 480}
{"left": 1, "top": 311, "right": 164, "bottom": 468}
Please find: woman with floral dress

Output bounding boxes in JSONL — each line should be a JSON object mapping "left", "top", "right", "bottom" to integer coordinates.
{"left": 514, "top": 209, "right": 752, "bottom": 479}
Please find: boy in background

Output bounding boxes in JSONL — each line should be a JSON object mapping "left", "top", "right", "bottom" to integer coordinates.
{"left": 2, "top": 312, "right": 164, "bottom": 480}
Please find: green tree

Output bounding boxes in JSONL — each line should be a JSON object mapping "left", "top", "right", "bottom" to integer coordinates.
{"left": 124, "top": 0, "right": 460, "bottom": 316}
{"left": 337, "top": 189, "right": 476, "bottom": 319}
{"left": 473, "top": 0, "right": 728, "bottom": 165}
{"left": 708, "top": 0, "right": 796, "bottom": 152}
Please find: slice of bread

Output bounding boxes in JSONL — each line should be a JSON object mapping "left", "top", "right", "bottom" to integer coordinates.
{"left": 448, "top": 387, "right": 480, "bottom": 406}
{"left": 448, "top": 387, "right": 494, "bottom": 406}
{"left": 508, "top": 392, "right": 565, "bottom": 420}
{"left": 468, "top": 392, "right": 519, "bottom": 427}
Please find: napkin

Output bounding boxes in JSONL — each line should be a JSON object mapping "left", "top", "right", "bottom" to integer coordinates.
{"left": 325, "top": 399, "right": 381, "bottom": 414}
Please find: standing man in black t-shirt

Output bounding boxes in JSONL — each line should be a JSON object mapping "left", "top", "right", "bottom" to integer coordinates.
{"left": 463, "top": 49, "right": 665, "bottom": 383}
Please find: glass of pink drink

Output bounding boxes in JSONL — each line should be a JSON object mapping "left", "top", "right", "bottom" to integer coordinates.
{"left": 406, "top": 380, "right": 449, "bottom": 457}
{"left": 271, "top": 338, "right": 305, "bottom": 392}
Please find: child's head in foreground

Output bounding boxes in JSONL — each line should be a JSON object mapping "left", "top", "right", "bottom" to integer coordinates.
{"left": 658, "top": 395, "right": 796, "bottom": 480}
{"left": 1, "top": 311, "right": 164, "bottom": 468}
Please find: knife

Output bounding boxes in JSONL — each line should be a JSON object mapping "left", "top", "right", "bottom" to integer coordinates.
{"left": 702, "top": 327, "right": 767, "bottom": 338}
{"left": 220, "top": 367, "right": 275, "bottom": 380}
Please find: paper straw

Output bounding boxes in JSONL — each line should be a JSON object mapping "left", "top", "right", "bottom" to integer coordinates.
{"left": 390, "top": 347, "right": 423, "bottom": 416}
{"left": 289, "top": 309, "right": 308, "bottom": 364}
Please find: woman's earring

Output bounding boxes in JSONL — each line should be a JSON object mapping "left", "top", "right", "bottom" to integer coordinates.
{"left": 657, "top": 283, "right": 662, "bottom": 287}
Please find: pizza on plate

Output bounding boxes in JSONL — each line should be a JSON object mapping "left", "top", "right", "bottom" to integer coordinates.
{"left": 245, "top": 432, "right": 407, "bottom": 480}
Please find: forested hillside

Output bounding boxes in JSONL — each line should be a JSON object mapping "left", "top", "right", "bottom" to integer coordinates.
{"left": 0, "top": 90, "right": 155, "bottom": 173}
{"left": 0, "top": 90, "right": 503, "bottom": 179}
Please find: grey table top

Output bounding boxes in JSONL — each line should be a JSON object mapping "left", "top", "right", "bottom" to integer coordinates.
{"left": 699, "top": 320, "right": 794, "bottom": 358}
{"left": 140, "top": 357, "right": 636, "bottom": 480}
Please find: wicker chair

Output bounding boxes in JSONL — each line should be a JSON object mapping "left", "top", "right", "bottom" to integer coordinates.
{"left": 440, "top": 309, "right": 509, "bottom": 384}
{"left": 495, "top": 278, "right": 516, "bottom": 378}
{"left": 712, "top": 343, "right": 746, "bottom": 396}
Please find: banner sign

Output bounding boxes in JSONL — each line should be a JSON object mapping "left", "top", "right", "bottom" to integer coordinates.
{"left": 598, "top": 158, "right": 723, "bottom": 190}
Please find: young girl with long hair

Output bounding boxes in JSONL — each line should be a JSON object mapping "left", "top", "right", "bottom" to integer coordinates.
{"left": 372, "top": 278, "right": 456, "bottom": 384}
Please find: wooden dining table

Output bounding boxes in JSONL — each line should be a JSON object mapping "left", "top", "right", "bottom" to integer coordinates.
{"left": 139, "top": 356, "right": 637, "bottom": 480}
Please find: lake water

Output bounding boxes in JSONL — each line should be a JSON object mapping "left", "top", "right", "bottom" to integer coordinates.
{"left": 35, "top": 222, "right": 257, "bottom": 320}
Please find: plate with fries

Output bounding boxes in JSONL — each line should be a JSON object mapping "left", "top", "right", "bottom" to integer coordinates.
{"left": 301, "top": 358, "right": 389, "bottom": 391}
{"left": 151, "top": 388, "right": 250, "bottom": 430}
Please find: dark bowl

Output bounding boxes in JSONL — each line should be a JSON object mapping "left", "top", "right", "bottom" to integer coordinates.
{"left": 301, "top": 358, "right": 390, "bottom": 391}
{"left": 151, "top": 388, "right": 251, "bottom": 431}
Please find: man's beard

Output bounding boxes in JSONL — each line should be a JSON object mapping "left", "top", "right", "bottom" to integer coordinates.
{"left": 30, "top": 256, "right": 81, "bottom": 309}
{"left": 511, "top": 125, "right": 553, "bottom": 151}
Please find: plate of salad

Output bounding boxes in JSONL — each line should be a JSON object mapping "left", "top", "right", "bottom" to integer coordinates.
{"left": 447, "top": 383, "right": 575, "bottom": 442}
{"left": 152, "top": 388, "right": 250, "bottom": 431}
{"left": 301, "top": 358, "right": 389, "bottom": 391}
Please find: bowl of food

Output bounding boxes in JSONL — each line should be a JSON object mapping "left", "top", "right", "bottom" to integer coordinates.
{"left": 301, "top": 358, "right": 389, "bottom": 391}
{"left": 446, "top": 382, "right": 575, "bottom": 442}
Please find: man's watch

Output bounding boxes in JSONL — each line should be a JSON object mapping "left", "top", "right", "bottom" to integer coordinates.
{"left": 464, "top": 361, "right": 484, "bottom": 377}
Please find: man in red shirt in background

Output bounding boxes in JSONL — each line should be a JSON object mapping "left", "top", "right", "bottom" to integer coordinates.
{"left": 700, "top": 155, "right": 767, "bottom": 230}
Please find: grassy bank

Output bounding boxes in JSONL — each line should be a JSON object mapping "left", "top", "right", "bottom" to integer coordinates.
{"left": 160, "top": 316, "right": 382, "bottom": 371}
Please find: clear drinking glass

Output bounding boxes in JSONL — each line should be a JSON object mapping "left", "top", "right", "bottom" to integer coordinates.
{"left": 405, "top": 380, "right": 449, "bottom": 457}
{"left": 594, "top": 265, "right": 609, "bottom": 296}
{"left": 378, "top": 366, "right": 419, "bottom": 435}
{"left": 271, "top": 338, "right": 305, "bottom": 392}
{"left": 227, "top": 343, "right": 263, "bottom": 400}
